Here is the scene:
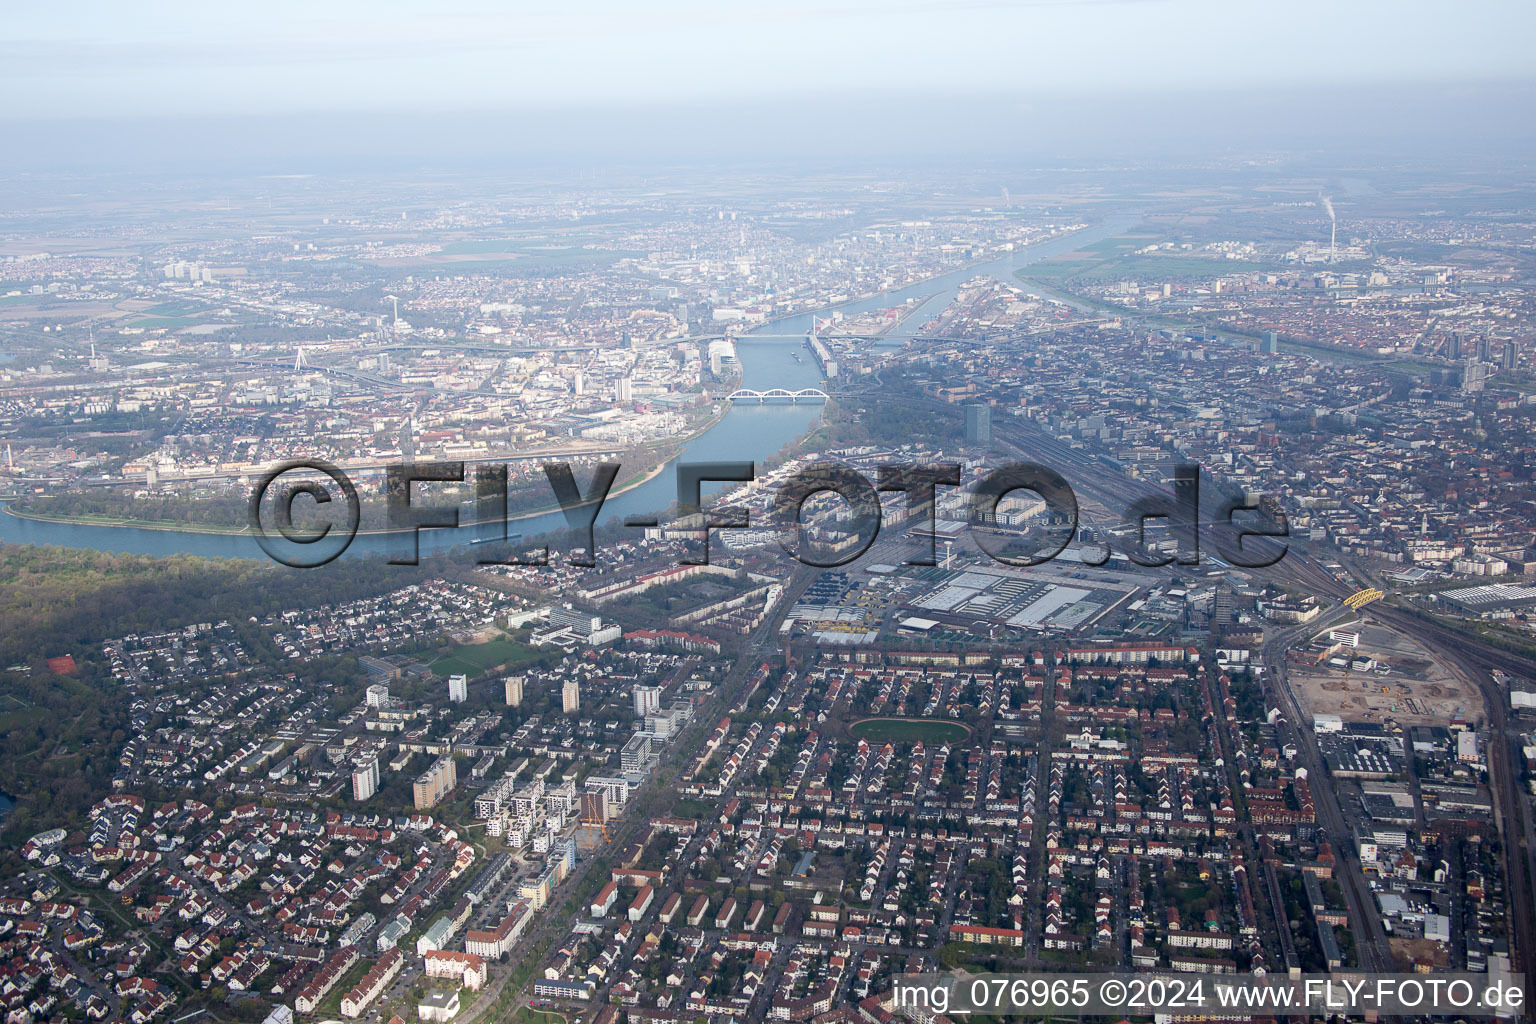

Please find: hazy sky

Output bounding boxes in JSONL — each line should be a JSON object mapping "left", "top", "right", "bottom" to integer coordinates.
{"left": 5, "top": 0, "right": 1534, "bottom": 120}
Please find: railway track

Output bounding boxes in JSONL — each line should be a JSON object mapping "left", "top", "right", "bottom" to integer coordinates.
{"left": 979, "top": 407, "right": 1536, "bottom": 977}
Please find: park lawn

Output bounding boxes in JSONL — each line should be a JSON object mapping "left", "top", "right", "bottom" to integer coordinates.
{"left": 509, "top": 1008, "right": 566, "bottom": 1024}
{"left": 850, "top": 717, "right": 970, "bottom": 744}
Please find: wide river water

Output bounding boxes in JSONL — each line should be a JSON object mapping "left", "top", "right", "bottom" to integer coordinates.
{"left": 0, "top": 217, "right": 1137, "bottom": 560}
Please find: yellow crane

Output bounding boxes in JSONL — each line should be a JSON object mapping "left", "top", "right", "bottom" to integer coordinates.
{"left": 580, "top": 811, "right": 610, "bottom": 845}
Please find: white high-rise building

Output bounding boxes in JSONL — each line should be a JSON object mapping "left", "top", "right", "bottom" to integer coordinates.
{"left": 634, "top": 685, "right": 662, "bottom": 718}
{"left": 504, "top": 676, "right": 524, "bottom": 707}
{"left": 352, "top": 757, "right": 380, "bottom": 802}
{"left": 366, "top": 683, "right": 390, "bottom": 708}
{"left": 562, "top": 680, "right": 581, "bottom": 714}
{"left": 617, "top": 377, "right": 633, "bottom": 402}
{"left": 448, "top": 674, "right": 468, "bottom": 703}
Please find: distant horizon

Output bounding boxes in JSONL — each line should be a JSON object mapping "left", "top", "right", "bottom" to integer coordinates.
{"left": 6, "top": 0, "right": 1536, "bottom": 177}
{"left": 3, "top": 80, "right": 1535, "bottom": 179}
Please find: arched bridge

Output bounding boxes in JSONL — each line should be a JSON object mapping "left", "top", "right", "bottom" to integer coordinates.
{"left": 725, "top": 388, "right": 829, "bottom": 403}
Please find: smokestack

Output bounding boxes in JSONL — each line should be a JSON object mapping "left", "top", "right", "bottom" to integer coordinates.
{"left": 1321, "top": 195, "right": 1336, "bottom": 263}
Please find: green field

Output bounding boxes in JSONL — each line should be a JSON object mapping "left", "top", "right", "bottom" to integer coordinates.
{"left": 849, "top": 717, "right": 970, "bottom": 744}
{"left": 1021, "top": 229, "right": 1286, "bottom": 286}
{"left": 1079, "top": 233, "right": 1160, "bottom": 256}
{"left": 1095, "top": 254, "right": 1276, "bottom": 279}
{"left": 144, "top": 300, "right": 207, "bottom": 316}
{"left": 125, "top": 316, "right": 201, "bottom": 329}
{"left": 428, "top": 637, "right": 536, "bottom": 678}
{"left": 425, "top": 242, "right": 643, "bottom": 273}
{"left": 1023, "top": 259, "right": 1098, "bottom": 281}
{"left": 439, "top": 239, "right": 539, "bottom": 255}
{"left": 442, "top": 251, "right": 636, "bottom": 271}
{"left": 1032, "top": 254, "right": 1277, "bottom": 284}
{"left": 509, "top": 1009, "right": 566, "bottom": 1024}
{"left": 439, "top": 240, "right": 641, "bottom": 257}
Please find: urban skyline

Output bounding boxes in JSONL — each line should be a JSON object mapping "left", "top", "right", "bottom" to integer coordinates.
{"left": 2, "top": 6, "right": 1535, "bottom": 1024}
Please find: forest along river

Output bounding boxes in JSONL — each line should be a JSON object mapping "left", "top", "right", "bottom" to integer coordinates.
{"left": 0, "top": 215, "right": 1138, "bottom": 559}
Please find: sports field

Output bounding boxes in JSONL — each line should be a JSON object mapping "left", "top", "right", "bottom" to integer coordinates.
{"left": 849, "top": 717, "right": 970, "bottom": 744}
{"left": 429, "top": 637, "right": 536, "bottom": 678}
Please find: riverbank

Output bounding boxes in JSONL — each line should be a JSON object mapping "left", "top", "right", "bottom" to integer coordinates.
{"left": 2, "top": 391, "right": 742, "bottom": 539}
{"left": 1014, "top": 266, "right": 1440, "bottom": 374}
{"left": 0, "top": 218, "right": 1126, "bottom": 559}
{"left": 4, "top": 457, "right": 674, "bottom": 538}
{"left": 3, "top": 505, "right": 257, "bottom": 535}
{"left": 748, "top": 224, "right": 1098, "bottom": 334}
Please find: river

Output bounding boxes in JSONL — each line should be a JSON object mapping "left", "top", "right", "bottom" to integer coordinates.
{"left": 0, "top": 216, "right": 1138, "bottom": 559}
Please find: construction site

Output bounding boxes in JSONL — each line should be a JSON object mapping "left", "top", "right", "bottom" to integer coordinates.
{"left": 1287, "top": 619, "right": 1482, "bottom": 728}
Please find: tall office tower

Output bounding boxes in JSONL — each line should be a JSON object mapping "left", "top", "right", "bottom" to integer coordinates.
{"left": 504, "top": 676, "right": 524, "bottom": 707}
{"left": 573, "top": 370, "right": 585, "bottom": 396}
{"left": 413, "top": 755, "right": 458, "bottom": 809}
{"left": 634, "top": 685, "right": 662, "bottom": 717}
{"left": 1502, "top": 342, "right": 1519, "bottom": 372}
{"left": 352, "top": 757, "right": 380, "bottom": 802}
{"left": 562, "top": 680, "right": 581, "bottom": 714}
{"left": 366, "top": 683, "right": 390, "bottom": 708}
{"left": 1261, "top": 331, "right": 1280, "bottom": 355}
{"left": 1212, "top": 585, "right": 1234, "bottom": 628}
{"left": 448, "top": 674, "right": 468, "bottom": 703}
{"left": 617, "top": 376, "right": 633, "bottom": 402}
{"left": 1447, "top": 332, "right": 1463, "bottom": 360}
{"left": 1462, "top": 359, "right": 1490, "bottom": 394}
{"left": 1476, "top": 335, "right": 1492, "bottom": 362}
{"left": 964, "top": 403, "right": 992, "bottom": 444}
